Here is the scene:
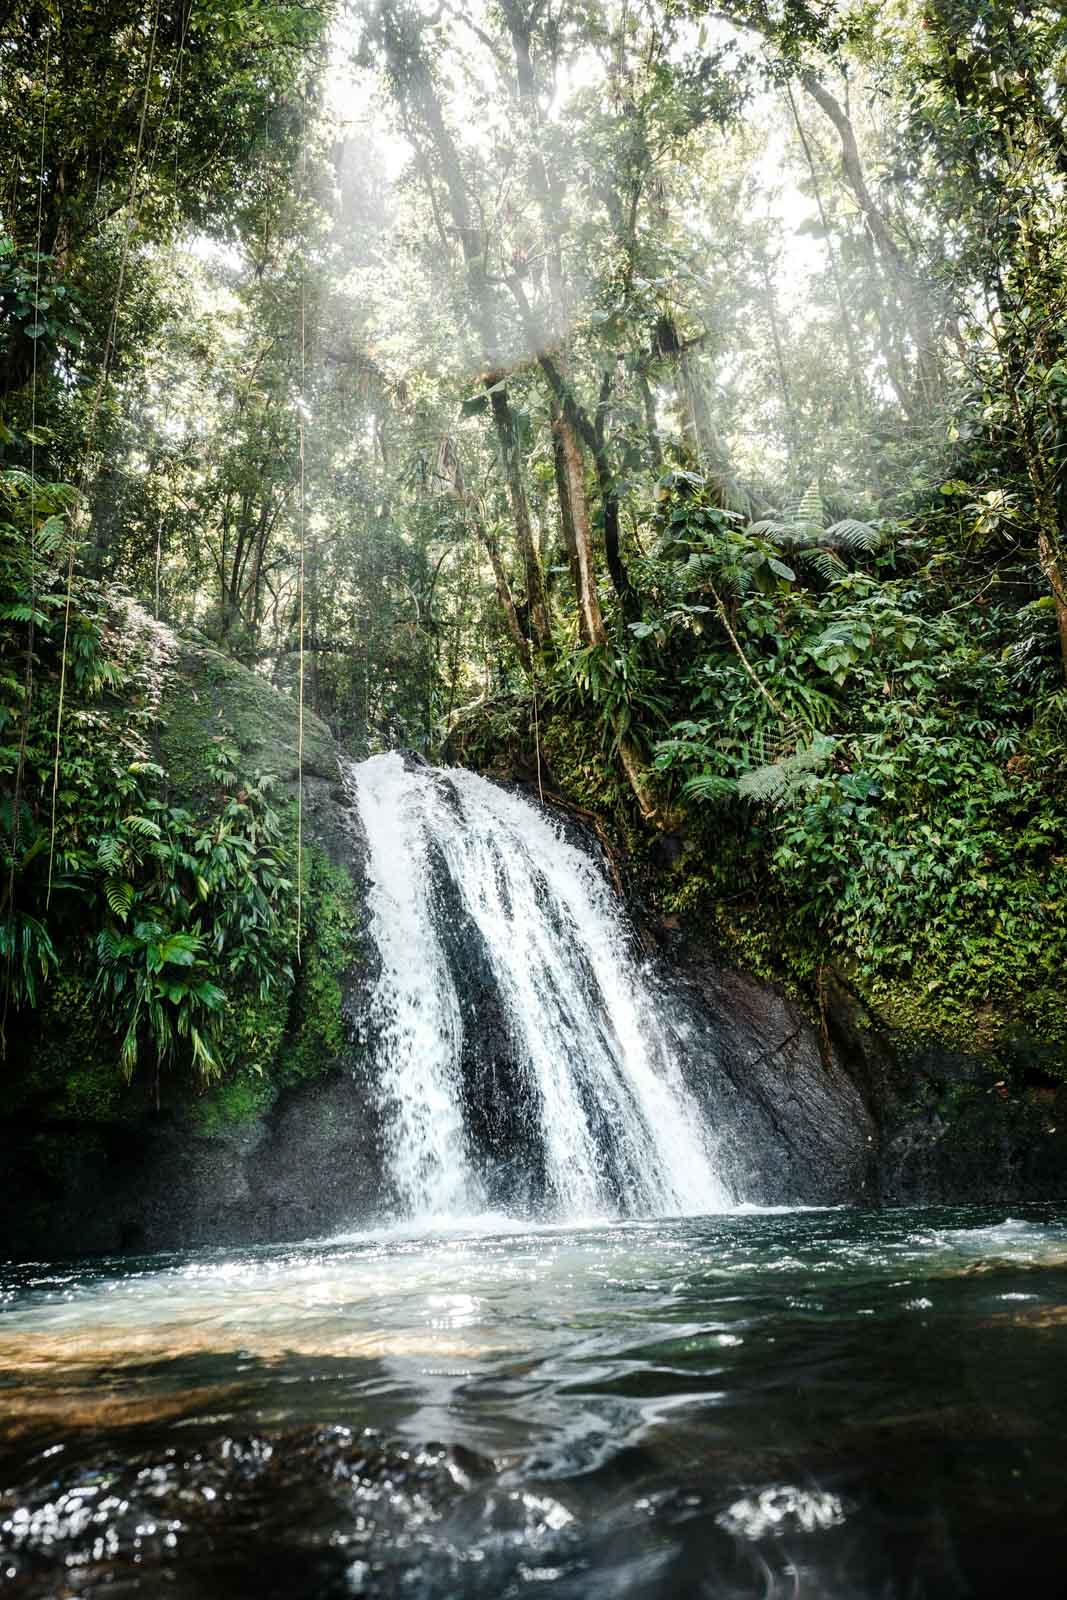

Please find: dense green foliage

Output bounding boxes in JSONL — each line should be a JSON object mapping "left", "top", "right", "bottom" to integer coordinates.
{"left": 2, "top": 0, "right": 1066, "bottom": 1095}
{"left": 0, "top": 463, "right": 299, "bottom": 1076}
{"left": 644, "top": 471, "right": 1065, "bottom": 1053}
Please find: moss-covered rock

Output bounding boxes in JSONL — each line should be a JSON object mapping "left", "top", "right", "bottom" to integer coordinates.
{"left": 445, "top": 702, "right": 1067, "bottom": 1201}
{"left": 158, "top": 640, "right": 339, "bottom": 802}
{"left": 0, "top": 609, "right": 379, "bottom": 1259}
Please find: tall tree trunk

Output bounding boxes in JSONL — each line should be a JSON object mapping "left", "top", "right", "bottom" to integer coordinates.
{"left": 555, "top": 411, "right": 606, "bottom": 649}
{"left": 536, "top": 313, "right": 659, "bottom": 820}
{"left": 501, "top": 2, "right": 639, "bottom": 619}
{"left": 800, "top": 70, "right": 942, "bottom": 413}
{"left": 1006, "top": 373, "right": 1067, "bottom": 682}
{"left": 551, "top": 398, "right": 583, "bottom": 600}
{"left": 593, "top": 368, "right": 639, "bottom": 621}
{"left": 486, "top": 386, "right": 550, "bottom": 651}
{"left": 654, "top": 314, "right": 738, "bottom": 509}
{"left": 636, "top": 368, "right": 663, "bottom": 471}
{"left": 758, "top": 254, "right": 802, "bottom": 459}
{"left": 477, "top": 518, "right": 534, "bottom": 674}
{"left": 1037, "top": 526, "right": 1067, "bottom": 680}
{"left": 375, "top": 3, "right": 551, "bottom": 661}
{"left": 784, "top": 81, "right": 866, "bottom": 421}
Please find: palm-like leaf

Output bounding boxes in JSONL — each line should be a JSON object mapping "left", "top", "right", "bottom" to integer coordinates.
{"left": 748, "top": 482, "right": 879, "bottom": 562}
{"left": 823, "top": 517, "right": 880, "bottom": 551}
{"left": 737, "top": 736, "right": 836, "bottom": 807}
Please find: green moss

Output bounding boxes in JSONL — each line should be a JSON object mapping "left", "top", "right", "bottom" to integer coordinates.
{"left": 187, "top": 843, "right": 363, "bottom": 1132}
{"left": 191, "top": 1065, "right": 276, "bottom": 1136}
{"left": 4, "top": 593, "right": 371, "bottom": 1146}
{"left": 2, "top": 975, "right": 142, "bottom": 1123}
{"left": 866, "top": 967, "right": 1067, "bottom": 1078}
{"left": 220, "top": 959, "right": 296, "bottom": 1081}
{"left": 159, "top": 642, "right": 336, "bottom": 802}
{"left": 276, "top": 845, "right": 362, "bottom": 1089}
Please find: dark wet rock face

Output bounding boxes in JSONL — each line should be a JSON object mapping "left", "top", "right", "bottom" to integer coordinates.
{"left": 0, "top": 640, "right": 380, "bottom": 1261}
{"left": 665, "top": 962, "right": 878, "bottom": 1206}
{"left": 0, "top": 1073, "right": 386, "bottom": 1259}
{"left": 424, "top": 830, "right": 547, "bottom": 1212}
{"left": 876, "top": 1064, "right": 1067, "bottom": 1205}
{"left": 663, "top": 947, "right": 1067, "bottom": 1209}
{"left": 1, "top": 676, "right": 1065, "bottom": 1262}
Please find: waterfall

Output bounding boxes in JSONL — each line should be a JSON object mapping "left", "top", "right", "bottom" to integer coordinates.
{"left": 350, "top": 752, "right": 731, "bottom": 1221}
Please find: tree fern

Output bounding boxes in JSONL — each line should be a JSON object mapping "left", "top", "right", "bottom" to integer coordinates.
{"left": 749, "top": 481, "right": 880, "bottom": 560}
{"left": 793, "top": 479, "right": 824, "bottom": 533}
{"left": 823, "top": 517, "right": 880, "bottom": 552}
{"left": 681, "top": 771, "right": 737, "bottom": 801}
{"left": 737, "top": 735, "right": 836, "bottom": 806}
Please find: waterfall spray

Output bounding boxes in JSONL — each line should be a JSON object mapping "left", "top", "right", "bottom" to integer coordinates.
{"left": 351, "top": 753, "right": 730, "bottom": 1221}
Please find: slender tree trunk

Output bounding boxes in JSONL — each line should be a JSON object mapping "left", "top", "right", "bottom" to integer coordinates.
{"left": 554, "top": 385, "right": 658, "bottom": 822}
{"left": 555, "top": 413, "right": 606, "bottom": 649}
{"left": 376, "top": 2, "right": 550, "bottom": 661}
{"left": 502, "top": 2, "right": 639, "bottom": 620}
{"left": 551, "top": 398, "right": 582, "bottom": 599}
{"left": 477, "top": 518, "right": 533, "bottom": 674}
{"left": 1007, "top": 374, "right": 1067, "bottom": 681}
{"left": 655, "top": 314, "right": 738, "bottom": 508}
{"left": 593, "top": 368, "right": 639, "bottom": 621}
{"left": 784, "top": 81, "right": 866, "bottom": 421}
{"left": 487, "top": 386, "right": 551, "bottom": 650}
{"left": 759, "top": 255, "right": 802, "bottom": 457}
{"left": 1037, "top": 526, "right": 1067, "bottom": 680}
{"left": 800, "top": 69, "right": 941, "bottom": 412}
{"left": 636, "top": 369, "right": 663, "bottom": 471}
{"left": 678, "top": 344, "right": 721, "bottom": 473}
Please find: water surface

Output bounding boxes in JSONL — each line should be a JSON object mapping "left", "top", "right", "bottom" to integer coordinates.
{"left": 2, "top": 1205, "right": 1066, "bottom": 1597}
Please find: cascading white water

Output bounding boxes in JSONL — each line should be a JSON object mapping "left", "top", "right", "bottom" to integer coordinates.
{"left": 350, "top": 752, "right": 731, "bottom": 1221}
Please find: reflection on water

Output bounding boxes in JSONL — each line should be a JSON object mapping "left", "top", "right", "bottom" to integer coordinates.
{"left": 2, "top": 1205, "right": 1067, "bottom": 1597}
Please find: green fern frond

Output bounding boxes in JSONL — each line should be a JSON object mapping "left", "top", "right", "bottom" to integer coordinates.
{"left": 0, "top": 602, "right": 48, "bottom": 624}
{"left": 737, "top": 762, "right": 790, "bottom": 803}
{"left": 798, "top": 548, "right": 845, "bottom": 581}
{"left": 737, "top": 736, "right": 836, "bottom": 807}
{"left": 793, "top": 479, "right": 824, "bottom": 531}
{"left": 748, "top": 483, "right": 878, "bottom": 569}
{"left": 681, "top": 772, "right": 738, "bottom": 801}
{"left": 35, "top": 515, "right": 67, "bottom": 556}
{"left": 95, "top": 835, "right": 123, "bottom": 871}
{"left": 105, "top": 879, "right": 135, "bottom": 920}
{"left": 747, "top": 517, "right": 791, "bottom": 539}
{"left": 823, "top": 517, "right": 880, "bottom": 551}
{"left": 123, "top": 814, "right": 162, "bottom": 839}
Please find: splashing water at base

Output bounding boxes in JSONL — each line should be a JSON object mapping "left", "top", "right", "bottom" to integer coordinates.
{"left": 351, "top": 753, "right": 730, "bottom": 1221}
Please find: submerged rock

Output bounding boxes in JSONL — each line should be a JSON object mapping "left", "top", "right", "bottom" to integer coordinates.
{"left": 0, "top": 1427, "right": 501, "bottom": 1600}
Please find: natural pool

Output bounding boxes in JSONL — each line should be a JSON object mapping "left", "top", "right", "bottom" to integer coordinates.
{"left": 2, "top": 1205, "right": 1066, "bottom": 1598}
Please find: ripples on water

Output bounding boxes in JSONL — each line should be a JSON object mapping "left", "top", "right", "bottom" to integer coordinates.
{"left": 2, "top": 1205, "right": 1066, "bottom": 1597}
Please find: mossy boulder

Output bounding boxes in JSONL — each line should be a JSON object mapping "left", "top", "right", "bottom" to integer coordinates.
{"left": 0, "top": 624, "right": 382, "bottom": 1259}
{"left": 445, "top": 713, "right": 1067, "bottom": 1204}
{"left": 158, "top": 640, "right": 339, "bottom": 803}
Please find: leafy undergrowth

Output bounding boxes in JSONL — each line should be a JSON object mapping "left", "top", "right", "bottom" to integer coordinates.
{"left": 0, "top": 467, "right": 353, "bottom": 1115}
{"left": 452, "top": 474, "right": 1067, "bottom": 1076}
